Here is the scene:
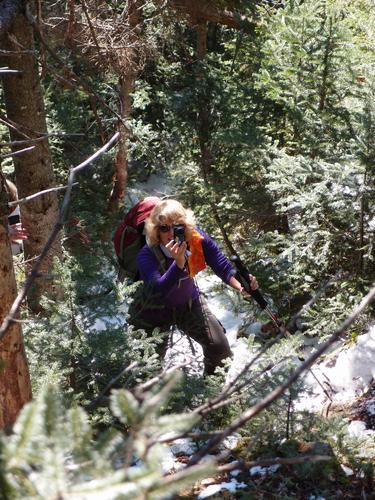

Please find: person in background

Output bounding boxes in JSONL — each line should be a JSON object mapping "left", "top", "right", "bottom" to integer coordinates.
{"left": 5, "top": 179, "right": 28, "bottom": 254}
{"left": 130, "top": 199, "right": 258, "bottom": 375}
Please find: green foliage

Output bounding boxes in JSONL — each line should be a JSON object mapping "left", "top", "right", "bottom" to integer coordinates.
{"left": 2, "top": 1, "right": 375, "bottom": 498}
{"left": 23, "top": 253, "right": 164, "bottom": 410}
{"left": 0, "top": 379, "right": 212, "bottom": 499}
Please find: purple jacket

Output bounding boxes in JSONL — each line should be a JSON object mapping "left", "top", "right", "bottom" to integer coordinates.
{"left": 136, "top": 229, "right": 235, "bottom": 323}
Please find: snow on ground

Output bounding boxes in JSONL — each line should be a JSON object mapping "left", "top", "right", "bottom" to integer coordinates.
{"left": 128, "top": 172, "right": 173, "bottom": 205}
{"left": 197, "top": 479, "right": 247, "bottom": 499}
{"left": 163, "top": 270, "right": 251, "bottom": 378}
{"left": 297, "top": 326, "right": 375, "bottom": 412}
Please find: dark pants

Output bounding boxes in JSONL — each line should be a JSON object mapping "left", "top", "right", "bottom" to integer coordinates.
{"left": 130, "top": 296, "right": 232, "bottom": 375}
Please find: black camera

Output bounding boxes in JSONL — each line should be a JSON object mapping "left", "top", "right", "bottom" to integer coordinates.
{"left": 173, "top": 224, "right": 185, "bottom": 244}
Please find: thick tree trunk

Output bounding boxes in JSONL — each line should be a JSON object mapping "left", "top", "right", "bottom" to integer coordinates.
{"left": 0, "top": 175, "right": 32, "bottom": 430}
{"left": 0, "top": 0, "right": 23, "bottom": 36}
{"left": 0, "top": 13, "right": 62, "bottom": 311}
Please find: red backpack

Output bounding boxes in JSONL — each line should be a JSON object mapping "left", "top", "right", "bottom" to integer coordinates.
{"left": 113, "top": 197, "right": 162, "bottom": 281}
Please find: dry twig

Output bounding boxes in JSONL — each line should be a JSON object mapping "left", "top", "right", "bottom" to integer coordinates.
{"left": 188, "top": 281, "right": 375, "bottom": 465}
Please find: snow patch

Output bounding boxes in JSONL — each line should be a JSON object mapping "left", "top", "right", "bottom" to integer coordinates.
{"left": 197, "top": 479, "right": 247, "bottom": 499}
{"left": 298, "top": 326, "right": 375, "bottom": 416}
{"left": 249, "top": 464, "right": 280, "bottom": 476}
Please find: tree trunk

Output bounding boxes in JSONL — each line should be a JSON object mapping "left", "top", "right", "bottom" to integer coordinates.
{"left": 107, "top": 76, "right": 132, "bottom": 213}
{"left": 0, "top": 13, "right": 62, "bottom": 311}
{"left": 107, "top": 0, "right": 140, "bottom": 213}
{"left": 0, "top": 175, "right": 32, "bottom": 430}
{"left": 195, "top": 21, "right": 239, "bottom": 258}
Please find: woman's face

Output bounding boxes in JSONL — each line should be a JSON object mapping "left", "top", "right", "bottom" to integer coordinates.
{"left": 158, "top": 220, "right": 174, "bottom": 247}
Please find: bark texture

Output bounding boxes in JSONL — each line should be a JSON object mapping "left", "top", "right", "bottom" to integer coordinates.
{"left": 0, "top": 0, "right": 23, "bottom": 36}
{"left": 0, "top": 177, "right": 32, "bottom": 430}
{"left": 0, "top": 13, "right": 62, "bottom": 310}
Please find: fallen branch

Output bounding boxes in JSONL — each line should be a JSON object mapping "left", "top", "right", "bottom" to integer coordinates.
{"left": 0, "top": 132, "right": 119, "bottom": 342}
{"left": 195, "top": 272, "right": 348, "bottom": 417}
{"left": 218, "top": 454, "right": 333, "bottom": 473}
{"left": 188, "top": 281, "right": 375, "bottom": 465}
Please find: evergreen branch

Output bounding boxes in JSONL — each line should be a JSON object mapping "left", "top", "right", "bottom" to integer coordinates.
{"left": 188, "top": 281, "right": 375, "bottom": 465}
{"left": 85, "top": 362, "right": 138, "bottom": 412}
{"left": 197, "top": 272, "right": 347, "bottom": 416}
{"left": 0, "top": 132, "right": 119, "bottom": 342}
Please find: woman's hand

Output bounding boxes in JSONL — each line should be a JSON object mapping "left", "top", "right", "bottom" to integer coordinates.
{"left": 166, "top": 240, "right": 187, "bottom": 270}
{"left": 229, "top": 274, "right": 259, "bottom": 295}
{"left": 247, "top": 274, "right": 259, "bottom": 291}
{"left": 9, "top": 223, "right": 29, "bottom": 242}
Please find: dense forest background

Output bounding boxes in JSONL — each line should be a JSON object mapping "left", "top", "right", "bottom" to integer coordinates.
{"left": 1, "top": 0, "right": 375, "bottom": 498}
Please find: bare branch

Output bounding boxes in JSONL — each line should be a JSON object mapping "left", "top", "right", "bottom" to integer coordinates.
{"left": 85, "top": 361, "right": 138, "bottom": 412}
{"left": 0, "top": 145, "right": 35, "bottom": 158}
{"left": 0, "top": 114, "right": 30, "bottom": 140}
{"left": 0, "top": 132, "right": 119, "bottom": 342}
{"left": 0, "top": 132, "right": 85, "bottom": 147}
{"left": 194, "top": 332, "right": 284, "bottom": 417}
{"left": 135, "top": 361, "right": 190, "bottom": 395}
{"left": 196, "top": 272, "right": 348, "bottom": 418}
{"left": 8, "top": 184, "right": 78, "bottom": 208}
{"left": 25, "top": 5, "right": 130, "bottom": 132}
{"left": 0, "top": 48, "right": 35, "bottom": 55}
{"left": 188, "top": 281, "right": 375, "bottom": 465}
{"left": 0, "top": 67, "right": 21, "bottom": 74}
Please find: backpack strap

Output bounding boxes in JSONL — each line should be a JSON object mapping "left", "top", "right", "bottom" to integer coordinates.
{"left": 151, "top": 245, "right": 167, "bottom": 274}
{"left": 119, "top": 225, "right": 137, "bottom": 266}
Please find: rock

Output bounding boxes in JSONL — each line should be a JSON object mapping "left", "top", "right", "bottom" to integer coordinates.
{"left": 170, "top": 438, "right": 197, "bottom": 456}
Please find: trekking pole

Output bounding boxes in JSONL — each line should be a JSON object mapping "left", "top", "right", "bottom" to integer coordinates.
{"left": 230, "top": 255, "right": 290, "bottom": 337}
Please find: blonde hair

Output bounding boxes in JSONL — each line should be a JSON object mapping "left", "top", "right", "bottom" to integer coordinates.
{"left": 145, "top": 199, "right": 196, "bottom": 246}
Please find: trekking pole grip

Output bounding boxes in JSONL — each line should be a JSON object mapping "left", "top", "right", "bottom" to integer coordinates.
{"left": 230, "top": 255, "right": 268, "bottom": 310}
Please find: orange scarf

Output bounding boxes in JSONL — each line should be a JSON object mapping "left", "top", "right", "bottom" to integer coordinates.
{"left": 187, "top": 230, "right": 206, "bottom": 277}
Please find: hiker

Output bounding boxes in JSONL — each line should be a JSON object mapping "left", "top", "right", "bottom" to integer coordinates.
{"left": 5, "top": 179, "right": 28, "bottom": 254}
{"left": 130, "top": 199, "right": 258, "bottom": 375}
